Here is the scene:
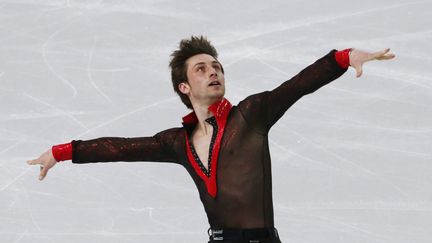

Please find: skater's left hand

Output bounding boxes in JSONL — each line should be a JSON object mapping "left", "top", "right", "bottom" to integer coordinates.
{"left": 350, "top": 48, "right": 396, "bottom": 78}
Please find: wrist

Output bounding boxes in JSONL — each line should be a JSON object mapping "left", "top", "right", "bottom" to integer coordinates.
{"left": 335, "top": 48, "right": 352, "bottom": 69}
{"left": 52, "top": 142, "right": 72, "bottom": 162}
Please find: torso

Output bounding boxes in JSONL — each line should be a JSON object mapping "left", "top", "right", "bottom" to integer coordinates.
{"left": 181, "top": 105, "right": 275, "bottom": 228}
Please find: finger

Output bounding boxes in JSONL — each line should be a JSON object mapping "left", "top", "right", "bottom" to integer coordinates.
{"left": 39, "top": 166, "right": 48, "bottom": 181}
{"left": 377, "top": 53, "right": 396, "bottom": 60}
{"left": 373, "top": 48, "right": 390, "bottom": 59}
{"left": 356, "top": 65, "right": 363, "bottom": 78}
{"left": 27, "top": 159, "right": 41, "bottom": 165}
{"left": 380, "top": 48, "right": 390, "bottom": 55}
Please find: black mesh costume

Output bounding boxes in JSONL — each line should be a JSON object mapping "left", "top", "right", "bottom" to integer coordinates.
{"left": 71, "top": 50, "right": 347, "bottom": 240}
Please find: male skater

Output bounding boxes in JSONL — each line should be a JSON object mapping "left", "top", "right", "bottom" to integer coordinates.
{"left": 27, "top": 36, "right": 395, "bottom": 243}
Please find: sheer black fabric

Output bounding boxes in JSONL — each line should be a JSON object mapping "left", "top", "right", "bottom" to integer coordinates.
{"left": 72, "top": 127, "right": 179, "bottom": 164}
{"left": 71, "top": 50, "right": 347, "bottom": 231}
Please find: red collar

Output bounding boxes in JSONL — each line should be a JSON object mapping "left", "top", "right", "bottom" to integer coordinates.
{"left": 181, "top": 97, "right": 233, "bottom": 129}
{"left": 181, "top": 97, "right": 233, "bottom": 199}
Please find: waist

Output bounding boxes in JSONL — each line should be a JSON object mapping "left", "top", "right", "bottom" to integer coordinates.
{"left": 208, "top": 227, "right": 280, "bottom": 242}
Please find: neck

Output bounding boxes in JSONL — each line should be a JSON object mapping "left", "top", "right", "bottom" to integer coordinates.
{"left": 191, "top": 98, "right": 221, "bottom": 136}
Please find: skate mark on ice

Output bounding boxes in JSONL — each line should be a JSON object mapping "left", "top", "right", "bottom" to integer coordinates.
{"left": 12, "top": 230, "right": 26, "bottom": 243}
{"left": 41, "top": 19, "right": 79, "bottom": 98}
{"left": 23, "top": 189, "right": 57, "bottom": 243}
{"left": 368, "top": 67, "right": 432, "bottom": 91}
{"left": 253, "top": 55, "right": 290, "bottom": 77}
{"left": 87, "top": 36, "right": 113, "bottom": 103}
{"left": 288, "top": 129, "right": 410, "bottom": 198}
{"left": 269, "top": 138, "right": 342, "bottom": 173}
{"left": 218, "top": 1, "right": 430, "bottom": 46}
{"left": 0, "top": 138, "right": 26, "bottom": 156}
{"left": 80, "top": 67, "right": 130, "bottom": 73}
{"left": 279, "top": 207, "right": 389, "bottom": 243}
{"left": 0, "top": 167, "right": 31, "bottom": 192}
{"left": 293, "top": 105, "right": 432, "bottom": 135}
{"left": 223, "top": 37, "right": 307, "bottom": 68}
{"left": 1, "top": 111, "right": 86, "bottom": 122}
{"left": 75, "top": 97, "right": 177, "bottom": 138}
{"left": 23, "top": 93, "right": 89, "bottom": 130}
{"left": 328, "top": 85, "right": 431, "bottom": 110}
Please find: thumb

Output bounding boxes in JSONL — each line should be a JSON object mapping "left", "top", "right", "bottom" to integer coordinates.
{"left": 355, "top": 65, "right": 363, "bottom": 78}
{"left": 39, "top": 166, "right": 49, "bottom": 181}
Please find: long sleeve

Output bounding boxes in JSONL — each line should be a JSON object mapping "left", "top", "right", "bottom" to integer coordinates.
{"left": 52, "top": 142, "right": 72, "bottom": 162}
{"left": 238, "top": 49, "right": 348, "bottom": 133}
{"left": 71, "top": 127, "right": 180, "bottom": 164}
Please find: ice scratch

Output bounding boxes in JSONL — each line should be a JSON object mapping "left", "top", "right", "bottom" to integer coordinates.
{"left": 41, "top": 21, "right": 78, "bottom": 98}
{"left": 23, "top": 93, "right": 89, "bottom": 131}
{"left": 75, "top": 97, "right": 177, "bottom": 138}
{"left": 0, "top": 167, "right": 31, "bottom": 192}
{"left": 87, "top": 37, "right": 113, "bottom": 103}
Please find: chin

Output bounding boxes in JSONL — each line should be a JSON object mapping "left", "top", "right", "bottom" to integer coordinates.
{"left": 209, "top": 94, "right": 224, "bottom": 103}
{"left": 215, "top": 92, "right": 225, "bottom": 99}
{"left": 212, "top": 95, "right": 224, "bottom": 100}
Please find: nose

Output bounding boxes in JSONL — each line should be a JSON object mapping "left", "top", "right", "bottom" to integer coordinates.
{"left": 209, "top": 65, "right": 217, "bottom": 78}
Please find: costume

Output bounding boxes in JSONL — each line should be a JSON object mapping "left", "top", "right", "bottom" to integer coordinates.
{"left": 56, "top": 49, "right": 349, "bottom": 242}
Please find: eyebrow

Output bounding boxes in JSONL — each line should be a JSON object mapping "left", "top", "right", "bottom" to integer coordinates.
{"left": 193, "top": 61, "right": 221, "bottom": 68}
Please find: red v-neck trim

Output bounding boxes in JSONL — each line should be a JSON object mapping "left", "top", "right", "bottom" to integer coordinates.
{"left": 182, "top": 98, "right": 233, "bottom": 198}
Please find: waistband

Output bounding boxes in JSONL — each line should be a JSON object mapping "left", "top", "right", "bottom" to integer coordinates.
{"left": 207, "top": 227, "right": 280, "bottom": 241}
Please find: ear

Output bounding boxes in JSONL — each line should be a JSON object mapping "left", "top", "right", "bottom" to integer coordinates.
{"left": 178, "top": 82, "right": 190, "bottom": 95}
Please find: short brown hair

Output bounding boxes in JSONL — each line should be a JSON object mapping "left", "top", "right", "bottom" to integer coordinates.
{"left": 169, "top": 36, "right": 223, "bottom": 109}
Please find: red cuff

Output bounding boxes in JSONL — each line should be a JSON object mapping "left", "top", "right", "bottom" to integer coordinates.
{"left": 52, "top": 142, "right": 72, "bottom": 162}
{"left": 335, "top": 48, "right": 352, "bottom": 69}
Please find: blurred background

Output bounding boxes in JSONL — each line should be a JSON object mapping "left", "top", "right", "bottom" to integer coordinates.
{"left": 1, "top": 0, "right": 431, "bottom": 242}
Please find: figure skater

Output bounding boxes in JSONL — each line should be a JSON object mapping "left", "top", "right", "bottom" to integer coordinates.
{"left": 28, "top": 36, "right": 395, "bottom": 243}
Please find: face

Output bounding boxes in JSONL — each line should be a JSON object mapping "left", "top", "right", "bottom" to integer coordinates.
{"left": 179, "top": 54, "right": 225, "bottom": 107}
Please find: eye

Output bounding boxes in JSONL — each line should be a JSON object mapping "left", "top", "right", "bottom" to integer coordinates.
{"left": 196, "top": 66, "right": 205, "bottom": 72}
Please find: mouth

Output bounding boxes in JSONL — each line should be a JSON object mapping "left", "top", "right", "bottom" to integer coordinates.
{"left": 208, "top": 81, "right": 221, "bottom": 86}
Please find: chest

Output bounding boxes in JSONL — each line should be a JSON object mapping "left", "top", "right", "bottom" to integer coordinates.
{"left": 191, "top": 127, "right": 214, "bottom": 170}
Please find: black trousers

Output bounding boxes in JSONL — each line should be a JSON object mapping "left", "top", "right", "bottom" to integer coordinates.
{"left": 207, "top": 227, "right": 282, "bottom": 243}
{"left": 208, "top": 239, "right": 281, "bottom": 243}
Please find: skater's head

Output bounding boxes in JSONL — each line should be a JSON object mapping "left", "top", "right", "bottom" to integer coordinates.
{"left": 170, "top": 36, "right": 225, "bottom": 110}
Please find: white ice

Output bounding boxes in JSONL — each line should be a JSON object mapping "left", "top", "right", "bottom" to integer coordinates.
{"left": 1, "top": 0, "right": 431, "bottom": 242}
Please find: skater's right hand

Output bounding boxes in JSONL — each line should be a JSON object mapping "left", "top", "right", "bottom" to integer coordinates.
{"left": 27, "top": 149, "right": 58, "bottom": 181}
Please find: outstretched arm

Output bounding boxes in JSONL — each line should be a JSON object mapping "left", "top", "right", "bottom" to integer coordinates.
{"left": 238, "top": 48, "right": 395, "bottom": 133}
{"left": 27, "top": 128, "right": 180, "bottom": 181}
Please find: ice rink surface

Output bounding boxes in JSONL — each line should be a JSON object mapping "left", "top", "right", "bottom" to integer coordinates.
{"left": 1, "top": 0, "right": 431, "bottom": 242}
